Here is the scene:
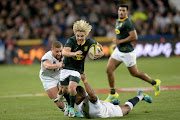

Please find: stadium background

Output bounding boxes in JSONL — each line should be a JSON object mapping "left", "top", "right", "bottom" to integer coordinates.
{"left": 0, "top": 0, "right": 180, "bottom": 120}
{"left": 0, "top": 0, "right": 180, "bottom": 64}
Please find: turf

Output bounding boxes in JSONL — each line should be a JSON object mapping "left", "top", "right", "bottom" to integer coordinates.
{"left": 0, "top": 57, "right": 180, "bottom": 120}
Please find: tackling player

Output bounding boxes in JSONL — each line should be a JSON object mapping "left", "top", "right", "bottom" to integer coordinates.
{"left": 60, "top": 20, "right": 104, "bottom": 117}
{"left": 39, "top": 41, "right": 65, "bottom": 111}
{"left": 105, "top": 4, "right": 161, "bottom": 102}
{"left": 75, "top": 74, "right": 152, "bottom": 118}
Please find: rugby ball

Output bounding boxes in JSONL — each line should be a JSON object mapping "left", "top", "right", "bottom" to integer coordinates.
{"left": 88, "top": 44, "right": 100, "bottom": 59}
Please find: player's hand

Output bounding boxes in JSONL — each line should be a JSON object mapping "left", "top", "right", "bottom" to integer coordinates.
{"left": 112, "top": 44, "right": 117, "bottom": 50}
{"left": 113, "top": 38, "right": 121, "bottom": 44}
{"left": 94, "top": 50, "right": 104, "bottom": 60}
{"left": 74, "top": 50, "right": 83, "bottom": 56}
{"left": 81, "top": 74, "right": 87, "bottom": 82}
{"left": 57, "top": 61, "right": 64, "bottom": 68}
{"left": 94, "top": 43, "right": 104, "bottom": 60}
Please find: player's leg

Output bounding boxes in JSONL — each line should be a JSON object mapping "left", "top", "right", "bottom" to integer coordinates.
{"left": 60, "top": 69, "right": 83, "bottom": 117}
{"left": 120, "top": 91, "right": 152, "bottom": 116}
{"left": 128, "top": 65, "right": 161, "bottom": 96}
{"left": 59, "top": 79, "right": 71, "bottom": 116}
{"left": 68, "top": 76, "right": 80, "bottom": 117}
{"left": 123, "top": 50, "right": 161, "bottom": 96}
{"left": 61, "top": 84, "right": 83, "bottom": 117}
{"left": 128, "top": 64, "right": 152, "bottom": 83}
{"left": 105, "top": 56, "right": 122, "bottom": 102}
{"left": 46, "top": 86, "right": 65, "bottom": 111}
{"left": 40, "top": 76, "right": 66, "bottom": 111}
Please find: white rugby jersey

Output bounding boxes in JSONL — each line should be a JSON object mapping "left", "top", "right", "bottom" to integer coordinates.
{"left": 75, "top": 96, "right": 123, "bottom": 118}
{"left": 39, "top": 51, "right": 60, "bottom": 80}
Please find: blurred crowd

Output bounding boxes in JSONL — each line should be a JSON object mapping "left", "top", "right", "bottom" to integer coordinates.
{"left": 0, "top": 0, "right": 180, "bottom": 63}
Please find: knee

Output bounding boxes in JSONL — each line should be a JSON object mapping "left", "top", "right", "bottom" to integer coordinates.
{"left": 69, "top": 86, "right": 77, "bottom": 94}
{"left": 122, "top": 105, "right": 131, "bottom": 116}
{"left": 106, "top": 68, "right": 112, "bottom": 75}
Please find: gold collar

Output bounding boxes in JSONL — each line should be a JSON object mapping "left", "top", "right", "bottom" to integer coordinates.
{"left": 119, "top": 16, "right": 128, "bottom": 22}
{"left": 77, "top": 40, "right": 86, "bottom": 46}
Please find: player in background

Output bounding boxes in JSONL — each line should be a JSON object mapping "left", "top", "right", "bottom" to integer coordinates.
{"left": 59, "top": 20, "right": 104, "bottom": 117}
{"left": 39, "top": 41, "right": 65, "bottom": 111}
{"left": 104, "top": 4, "right": 161, "bottom": 102}
{"left": 75, "top": 74, "right": 152, "bottom": 118}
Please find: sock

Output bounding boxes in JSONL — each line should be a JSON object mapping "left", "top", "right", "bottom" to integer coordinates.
{"left": 151, "top": 79, "right": 156, "bottom": 85}
{"left": 63, "top": 93, "right": 70, "bottom": 105}
{"left": 58, "top": 103, "right": 66, "bottom": 111}
{"left": 69, "top": 92, "right": 77, "bottom": 108}
{"left": 110, "top": 88, "right": 116, "bottom": 94}
{"left": 125, "top": 97, "right": 140, "bottom": 110}
{"left": 137, "top": 94, "right": 144, "bottom": 100}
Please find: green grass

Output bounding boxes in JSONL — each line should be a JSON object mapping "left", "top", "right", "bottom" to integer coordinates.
{"left": 0, "top": 57, "right": 180, "bottom": 120}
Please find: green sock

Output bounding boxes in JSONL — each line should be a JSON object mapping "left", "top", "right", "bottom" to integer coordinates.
{"left": 63, "top": 93, "right": 70, "bottom": 105}
{"left": 151, "top": 80, "right": 156, "bottom": 85}
{"left": 69, "top": 92, "right": 77, "bottom": 108}
{"left": 110, "top": 88, "right": 115, "bottom": 94}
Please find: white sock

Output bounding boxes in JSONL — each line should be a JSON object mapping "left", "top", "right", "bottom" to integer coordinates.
{"left": 125, "top": 101, "right": 134, "bottom": 110}
{"left": 137, "top": 94, "right": 144, "bottom": 101}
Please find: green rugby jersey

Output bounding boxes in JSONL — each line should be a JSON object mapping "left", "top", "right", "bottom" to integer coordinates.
{"left": 63, "top": 36, "right": 97, "bottom": 74}
{"left": 115, "top": 17, "right": 135, "bottom": 53}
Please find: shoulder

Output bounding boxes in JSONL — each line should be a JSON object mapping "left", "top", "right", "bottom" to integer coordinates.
{"left": 65, "top": 36, "right": 76, "bottom": 47}
{"left": 43, "top": 51, "right": 52, "bottom": 58}
{"left": 41, "top": 51, "right": 52, "bottom": 61}
{"left": 86, "top": 38, "right": 97, "bottom": 45}
{"left": 67, "top": 36, "right": 76, "bottom": 42}
{"left": 115, "top": 19, "right": 119, "bottom": 25}
{"left": 86, "top": 38, "right": 93, "bottom": 42}
{"left": 126, "top": 18, "right": 134, "bottom": 24}
{"left": 125, "top": 18, "right": 135, "bottom": 30}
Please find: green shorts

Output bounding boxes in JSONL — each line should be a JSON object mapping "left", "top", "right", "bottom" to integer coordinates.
{"left": 60, "top": 75, "right": 80, "bottom": 86}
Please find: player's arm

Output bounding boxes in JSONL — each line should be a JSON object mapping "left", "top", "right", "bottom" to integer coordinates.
{"left": 113, "top": 30, "right": 138, "bottom": 44}
{"left": 94, "top": 43, "right": 104, "bottom": 59}
{"left": 81, "top": 74, "right": 97, "bottom": 103}
{"left": 43, "top": 60, "right": 63, "bottom": 70}
{"left": 62, "top": 47, "right": 82, "bottom": 57}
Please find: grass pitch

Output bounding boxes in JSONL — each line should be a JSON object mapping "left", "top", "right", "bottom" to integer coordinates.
{"left": 0, "top": 57, "right": 180, "bottom": 120}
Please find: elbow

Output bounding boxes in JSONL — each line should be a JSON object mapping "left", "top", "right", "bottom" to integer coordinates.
{"left": 135, "top": 37, "right": 138, "bottom": 41}
{"left": 62, "top": 50, "right": 69, "bottom": 57}
{"left": 134, "top": 35, "right": 138, "bottom": 41}
{"left": 135, "top": 33, "right": 138, "bottom": 40}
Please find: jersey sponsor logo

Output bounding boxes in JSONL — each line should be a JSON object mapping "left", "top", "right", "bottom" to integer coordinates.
{"left": 84, "top": 46, "right": 88, "bottom": 51}
{"left": 115, "top": 28, "right": 120, "bottom": 34}
{"left": 72, "top": 55, "right": 85, "bottom": 60}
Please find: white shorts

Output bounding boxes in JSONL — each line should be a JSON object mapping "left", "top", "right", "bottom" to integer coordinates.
{"left": 60, "top": 69, "right": 81, "bottom": 81}
{"left": 111, "top": 48, "right": 136, "bottom": 67}
{"left": 88, "top": 98, "right": 123, "bottom": 118}
{"left": 39, "top": 75, "right": 60, "bottom": 91}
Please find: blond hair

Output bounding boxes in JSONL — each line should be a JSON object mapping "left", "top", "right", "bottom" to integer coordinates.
{"left": 52, "top": 41, "right": 63, "bottom": 48}
{"left": 73, "top": 20, "right": 92, "bottom": 35}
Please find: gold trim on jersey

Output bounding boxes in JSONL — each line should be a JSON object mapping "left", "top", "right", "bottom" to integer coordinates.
{"left": 77, "top": 40, "right": 86, "bottom": 46}
{"left": 118, "top": 16, "right": 128, "bottom": 22}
